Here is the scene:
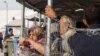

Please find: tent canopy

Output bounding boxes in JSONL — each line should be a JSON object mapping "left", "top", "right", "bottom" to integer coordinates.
{"left": 17, "top": 0, "right": 100, "bottom": 16}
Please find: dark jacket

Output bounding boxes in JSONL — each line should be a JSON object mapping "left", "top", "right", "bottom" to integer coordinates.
{"left": 4, "top": 33, "right": 14, "bottom": 41}
{"left": 68, "top": 24, "right": 100, "bottom": 56}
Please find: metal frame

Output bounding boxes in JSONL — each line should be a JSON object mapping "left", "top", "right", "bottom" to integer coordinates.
{"left": 45, "top": 0, "right": 52, "bottom": 56}
{"left": 21, "top": 0, "right": 25, "bottom": 37}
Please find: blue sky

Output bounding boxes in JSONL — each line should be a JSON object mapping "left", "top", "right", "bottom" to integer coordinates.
{"left": 0, "top": 0, "right": 21, "bottom": 10}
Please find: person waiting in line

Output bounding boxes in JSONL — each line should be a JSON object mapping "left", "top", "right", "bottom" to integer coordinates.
{"left": 59, "top": 16, "right": 76, "bottom": 56}
{"left": 19, "top": 26, "right": 45, "bottom": 56}
{"left": 45, "top": 6, "right": 76, "bottom": 56}
{"left": 18, "top": 28, "right": 33, "bottom": 56}
{"left": 4, "top": 28, "right": 14, "bottom": 41}
{"left": 68, "top": 6, "right": 100, "bottom": 56}
{"left": 4, "top": 28, "right": 14, "bottom": 56}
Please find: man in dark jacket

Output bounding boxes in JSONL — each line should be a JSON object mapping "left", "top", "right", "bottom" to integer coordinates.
{"left": 68, "top": 25, "right": 100, "bottom": 56}
{"left": 68, "top": 6, "right": 100, "bottom": 56}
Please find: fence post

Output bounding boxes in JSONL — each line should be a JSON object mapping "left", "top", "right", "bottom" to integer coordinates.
{"left": 21, "top": 0, "right": 25, "bottom": 37}
{"left": 45, "top": 0, "right": 52, "bottom": 56}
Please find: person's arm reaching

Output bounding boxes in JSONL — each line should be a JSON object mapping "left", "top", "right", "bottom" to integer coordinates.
{"left": 45, "top": 5, "right": 61, "bottom": 22}
{"left": 28, "top": 39, "right": 45, "bottom": 55}
{"left": 45, "top": 6, "right": 57, "bottom": 18}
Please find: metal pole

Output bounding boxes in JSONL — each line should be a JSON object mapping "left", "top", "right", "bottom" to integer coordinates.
{"left": 34, "top": 17, "right": 37, "bottom": 26}
{"left": 45, "top": 0, "right": 52, "bottom": 56}
{"left": 27, "top": 20, "right": 29, "bottom": 28}
{"left": 4, "top": 1, "right": 8, "bottom": 25}
{"left": 6, "top": 2, "right": 8, "bottom": 24}
{"left": 39, "top": 13, "right": 41, "bottom": 26}
{"left": 21, "top": 0, "right": 25, "bottom": 37}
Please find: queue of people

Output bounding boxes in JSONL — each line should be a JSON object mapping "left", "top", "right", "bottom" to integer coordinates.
{"left": 45, "top": 5, "right": 100, "bottom": 56}
{"left": 16, "top": 5, "right": 100, "bottom": 56}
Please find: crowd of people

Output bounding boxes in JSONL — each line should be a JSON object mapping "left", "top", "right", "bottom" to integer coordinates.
{"left": 45, "top": 5, "right": 100, "bottom": 56}
{"left": 1, "top": 5, "right": 100, "bottom": 56}
{"left": 17, "top": 5, "right": 100, "bottom": 56}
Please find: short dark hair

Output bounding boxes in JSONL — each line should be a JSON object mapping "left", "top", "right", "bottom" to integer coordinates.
{"left": 9, "top": 28, "right": 13, "bottom": 32}
{"left": 85, "top": 5, "right": 100, "bottom": 24}
{"left": 70, "top": 9, "right": 84, "bottom": 21}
